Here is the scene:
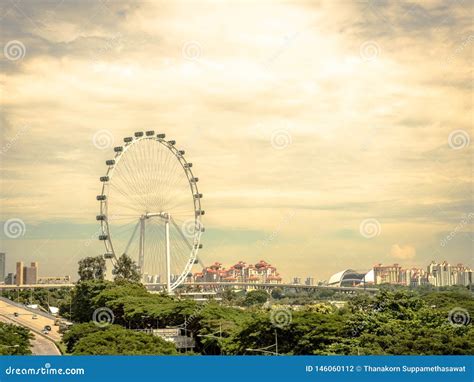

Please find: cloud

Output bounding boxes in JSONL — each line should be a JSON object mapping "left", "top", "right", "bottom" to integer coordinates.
{"left": 390, "top": 244, "right": 417, "bottom": 260}
{"left": 0, "top": 0, "right": 472, "bottom": 280}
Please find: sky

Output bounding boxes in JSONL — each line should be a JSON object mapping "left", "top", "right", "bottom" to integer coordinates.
{"left": 0, "top": 0, "right": 472, "bottom": 282}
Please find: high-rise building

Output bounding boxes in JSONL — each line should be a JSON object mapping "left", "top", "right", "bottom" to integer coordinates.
{"left": 15, "top": 261, "right": 39, "bottom": 285}
{"left": 427, "top": 261, "right": 472, "bottom": 286}
{"left": 373, "top": 263, "right": 402, "bottom": 284}
{"left": 0, "top": 253, "right": 5, "bottom": 283}
{"left": 24, "top": 262, "right": 38, "bottom": 284}
{"left": 292, "top": 277, "right": 301, "bottom": 285}
{"left": 5, "top": 273, "right": 14, "bottom": 285}
{"left": 305, "top": 277, "right": 314, "bottom": 286}
{"left": 16, "top": 261, "right": 24, "bottom": 286}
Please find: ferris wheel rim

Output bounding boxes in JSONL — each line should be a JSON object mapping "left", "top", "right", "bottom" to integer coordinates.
{"left": 97, "top": 132, "right": 203, "bottom": 291}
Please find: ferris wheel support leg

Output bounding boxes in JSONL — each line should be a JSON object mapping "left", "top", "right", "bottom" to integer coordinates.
{"left": 138, "top": 218, "right": 145, "bottom": 278}
{"left": 165, "top": 218, "right": 171, "bottom": 294}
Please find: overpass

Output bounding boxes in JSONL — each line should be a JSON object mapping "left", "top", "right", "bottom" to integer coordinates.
{"left": 0, "top": 282, "right": 378, "bottom": 293}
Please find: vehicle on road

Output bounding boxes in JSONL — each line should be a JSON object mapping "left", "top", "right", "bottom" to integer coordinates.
{"left": 44, "top": 325, "right": 52, "bottom": 332}
{"left": 58, "top": 320, "right": 73, "bottom": 334}
{"left": 13, "top": 312, "right": 19, "bottom": 317}
{"left": 32, "top": 314, "right": 38, "bottom": 319}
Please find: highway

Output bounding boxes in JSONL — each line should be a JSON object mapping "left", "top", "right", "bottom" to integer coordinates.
{"left": 0, "top": 298, "right": 61, "bottom": 355}
{"left": 0, "top": 315, "right": 60, "bottom": 355}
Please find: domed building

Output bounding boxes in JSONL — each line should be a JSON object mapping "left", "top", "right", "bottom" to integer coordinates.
{"left": 327, "top": 269, "right": 371, "bottom": 287}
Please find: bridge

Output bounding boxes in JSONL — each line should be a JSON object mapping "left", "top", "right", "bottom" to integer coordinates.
{"left": 0, "top": 282, "right": 378, "bottom": 294}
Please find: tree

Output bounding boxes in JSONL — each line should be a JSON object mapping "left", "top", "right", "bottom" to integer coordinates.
{"left": 112, "top": 253, "right": 141, "bottom": 283}
{"left": 78, "top": 256, "right": 106, "bottom": 281}
{"left": 271, "top": 288, "right": 284, "bottom": 299}
{"left": 70, "top": 324, "right": 177, "bottom": 355}
{"left": 67, "top": 280, "right": 111, "bottom": 322}
{"left": 243, "top": 290, "right": 268, "bottom": 306}
{"left": 0, "top": 322, "right": 33, "bottom": 355}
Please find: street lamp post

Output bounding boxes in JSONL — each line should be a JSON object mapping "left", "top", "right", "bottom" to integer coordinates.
{"left": 246, "top": 329, "right": 279, "bottom": 355}
{"left": 197, "top": 323, "right": 223, "bottom": 355}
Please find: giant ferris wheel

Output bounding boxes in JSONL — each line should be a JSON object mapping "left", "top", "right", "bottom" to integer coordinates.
{"left": 96, "top": 131, "right": 204, "bottom": 293}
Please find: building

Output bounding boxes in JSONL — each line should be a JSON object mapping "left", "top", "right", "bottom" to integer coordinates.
{"left": 373, "top": 263, "right": 402, "bottom": 285}
{"left": 15, "top": 261, "right": 39, "bottom": 285}
{"left": 23, "top": 262, "right": 38, "bottom": 284}
{"left": 193, "top": 260, "right": 282, "bottom": 285}
{"left": 327, "top": 269, "right": 368, "bottom": 287}
{"left": 305, "top": 277, "right": 314, "bottom": 286}
{"left": 5, "top": 273, "right": 14, "bottom": 285}
{"left": 16, "top": 261, "right": 24, "bottom": 286}
{"left": 37, "top": 276, "right": 71, "bottom": 285}
{"left": 0, "top": 252, "right": 5, "bottom": 283}
{"left": 427, "top": 261, "right": 472, "bottom": 287}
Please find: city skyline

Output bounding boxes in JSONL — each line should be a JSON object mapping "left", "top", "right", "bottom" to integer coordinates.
{"left": 1, "top": 1, "right": 473, "bottom": 281}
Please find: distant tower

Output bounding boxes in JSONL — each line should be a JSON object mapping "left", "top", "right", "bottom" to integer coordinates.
{"left": 16, "top": 261, "right": 24, "bottom": 286}
{"left": 0, "top": 253, "right": 5, "bottom": 283}
{"left": 24, "top": 262, "right": 38, "bottom": 284}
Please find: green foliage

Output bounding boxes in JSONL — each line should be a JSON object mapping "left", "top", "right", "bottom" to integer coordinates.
{"left": 62, "top": 276, "right": 474, "bottom": 356}
{"left": 112, "top": 254, "right": 141, "bottom": 283}
{"left": 243, "top": 290, "right": 269, "bottom": 306}
{"left": 67, "top": 280, "right": 111, "bottom": 322}
{"left": 0, "top": 322, "right": 33, "bottom": 355}
{"left": 1, "top": 288, "right": 72, "bottom": 313}
{"left": 64, "top": 323, "right": 177, "bottom": 355}
{"left": 78, "top": 256, "right": 106, "bottom": 281}
{"left": 270, "top": 288, "right": 284, "bottom": 299}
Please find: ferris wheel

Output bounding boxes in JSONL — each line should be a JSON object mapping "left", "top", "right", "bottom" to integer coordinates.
{"left": 96, "top": 131, "right": 204, "bottom": 293}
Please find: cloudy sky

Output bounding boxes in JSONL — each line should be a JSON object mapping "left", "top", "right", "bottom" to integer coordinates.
{"left": 0, "top": 0, "right": 472, "bottom": 281}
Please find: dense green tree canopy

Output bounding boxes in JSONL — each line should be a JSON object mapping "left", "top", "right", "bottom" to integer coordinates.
{"left": 63, "top": 323, "right": 177, "bottom": 355}
{"left": 0, "top": 322, "right": 32, "bottom": 355}
{"left": 61, "top": 266, "right": 473, "bottom": 356}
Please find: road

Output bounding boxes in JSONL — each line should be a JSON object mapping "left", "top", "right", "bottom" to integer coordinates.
{"left": 0, "top": 299, "right": 61, "bottom": 355}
